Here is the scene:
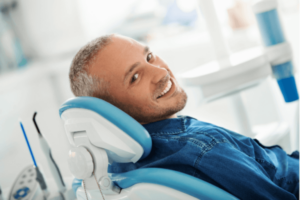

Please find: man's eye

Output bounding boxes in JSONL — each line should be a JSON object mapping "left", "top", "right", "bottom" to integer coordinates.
{"left": 147, "top": 53, "right": 153, "bottom": 62}
{"left": 131, "top": 73, "right": 139, "bottom": 83}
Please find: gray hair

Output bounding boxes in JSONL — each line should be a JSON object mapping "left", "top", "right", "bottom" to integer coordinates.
{"left": 69, "top": 35, "right": 112, "bottom": 97}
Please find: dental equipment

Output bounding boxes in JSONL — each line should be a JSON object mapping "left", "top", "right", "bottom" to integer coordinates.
{"left": 180, "top": 0, "right": 273, "bottom": 138}
{"left": 253, "top": 0, "right": 299, "bottom": 103}
{"left": 0, "top": 185, "right": 3, "bottom": 200}
{"left": 60, "top": 97, "right": 239, "bottom": 200}
{"left": 19, "top": 121, "right": 49, "bottom": 198}
{"left": 0, "top": 0, "right": 27, "bottom": 68}
{"left": 179, "top": 0, "right": 298, "bottom": 146}
{"left": 253, "top": 0, "right": 299, "bottom": 147}
{"left": 8, "top": 118, "right": 76, "bottom": 200}
{"left": 8, "top": 165, "right": 40, "bottom": 200}
{"left": 33, "top": 112, "right": 67, "bottom": 197}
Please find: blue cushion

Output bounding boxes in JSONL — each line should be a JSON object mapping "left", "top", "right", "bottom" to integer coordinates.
{"left": 111, "top": 168, "right": 239, "bottom": 200}
{"left": 72, "top": 178, "right": 82, "bottom": 194}
{"left": 59, "top": 97, "right": 152, "bottom": 160}
{"left": 72, "top": 168, "right": 239, "bottom": 200}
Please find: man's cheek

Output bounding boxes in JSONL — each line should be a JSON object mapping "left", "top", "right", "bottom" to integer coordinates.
{"left": 129, "top": 93, "right": 142, "bottom": 102}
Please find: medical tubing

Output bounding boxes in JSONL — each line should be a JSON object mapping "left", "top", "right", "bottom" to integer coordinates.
{"left": 40, "top": 136, "right": 66, "bottom": 193}
{"left": 253, "top": 1, "right": 299, "bottom": 102}
{"left": 35, "top": 166, "right": 49, "bottom": 197}
{"left": 0, "top": 185, "right": 3, "bottom": 200}
{"left": 93, "top": 173, "right": 105, "bottom": 200}
{"left": 35, "top": 167, "right": 47, "bottom": 190}
{"left": 49, "top": 151, "right": 66, "bottom": 188}
{"left": 33, "top": 112, "right": 66, "bottom": 193}
{"left": 33, "top": 112, "right": 41, "bottom": 136}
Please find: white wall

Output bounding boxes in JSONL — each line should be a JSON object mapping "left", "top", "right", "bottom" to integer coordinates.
{"left": 13, "top": 0, "right": 85, "bottom": 58}
{"left": 12, "top": 0, "right": 142, "bottom": 59}
{"left": 76, "top": 0, "right": 138, "bottom": 41}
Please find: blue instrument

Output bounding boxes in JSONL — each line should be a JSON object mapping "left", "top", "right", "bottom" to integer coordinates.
{"left": 20, "top": 121, "right": 49, "bottom": 198}
{"left": 253, "top": 0, "right": 299, "bottom": 102}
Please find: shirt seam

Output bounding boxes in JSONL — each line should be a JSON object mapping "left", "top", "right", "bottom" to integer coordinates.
{"left": 152, "top": 129, "right": 229, "bottom": 148}
{"left": 152, "top": 135, "right": 211, "bottom": 148}
{"left": 158, "top": 129, "right": 230, "bottom": 167}
{"left": 193, "top": 129, "right": 259, "bottom": 167}
{"left": 194, "top": 138, "right": 229, "bottom": 167}
{"left": 255, "top": 158, "right": 276, "bottom": 169}
{"left": 149, "top": 118, "right": 187, "bottom": 136}
{"left": 193, "top": 136, "right": 280, "bottom": 181}
{"left": 274, "top": 176, "right": 299, "bottom": 184}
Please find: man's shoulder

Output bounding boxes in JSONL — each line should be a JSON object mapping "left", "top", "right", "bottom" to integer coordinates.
{"left": 151, "top": 116, "right": 235, "bottom": 147}
{"left": 183, "top": 116, "right": 234, "bottom": 137}
{"left": 144, "top": 115, "right": 246, "bottom": 148}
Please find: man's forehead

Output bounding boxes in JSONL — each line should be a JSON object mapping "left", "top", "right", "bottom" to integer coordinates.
{"left": 111, "top": 35, "right": 141, "bottom": 48}
{"left": 98, "top": 35, "right": 145, "bottom": 62}
{"left": 90, "top": 35, "right": 144, "bottom": 78}
{"left": 113, "top": 34, "right": 134, "bottom": 42}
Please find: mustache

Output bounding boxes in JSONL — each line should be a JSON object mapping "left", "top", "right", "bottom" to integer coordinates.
{"left": 154, "top": 72, "right": 170, "bottom": 99}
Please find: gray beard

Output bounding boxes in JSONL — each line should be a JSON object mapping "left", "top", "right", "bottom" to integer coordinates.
{"left": 113, "top": 90, "right": 188, "bottom": 124}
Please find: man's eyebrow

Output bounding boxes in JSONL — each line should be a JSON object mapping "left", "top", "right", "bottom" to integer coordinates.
{"left": 124, "top": 62, "right": 140, "bottom": 85}
{"left": 144, "top": 46, "right": 150, "bottom": 55}
{"left": 123, "top": 46, "right": 150, "bottom": 85}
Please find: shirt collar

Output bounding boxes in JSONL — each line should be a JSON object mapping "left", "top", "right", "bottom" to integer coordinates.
{"left": 142, "top": 116, "right": 187, "bottom": 136}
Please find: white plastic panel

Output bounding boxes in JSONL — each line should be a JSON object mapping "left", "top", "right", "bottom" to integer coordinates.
{"left": 179, "top": 47, "right": 272, "bottom": 102}
{"left": 61, "top": 108, "right": 144, "bottom": 163}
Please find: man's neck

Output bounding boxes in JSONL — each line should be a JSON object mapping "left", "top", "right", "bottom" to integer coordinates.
{"left": 140, "top": 114, "right": 177, "bottom": 125}
{"left": 166, "top": 114, "right": 177, "bottom": 119}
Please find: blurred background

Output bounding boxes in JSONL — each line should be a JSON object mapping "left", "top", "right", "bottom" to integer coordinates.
{"left": 0, "top": 0, "right": 299, "bottom": 196}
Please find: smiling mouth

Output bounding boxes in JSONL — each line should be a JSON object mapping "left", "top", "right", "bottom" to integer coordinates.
{"left": 157, "top": 80, "right": 172, "bottom": 99}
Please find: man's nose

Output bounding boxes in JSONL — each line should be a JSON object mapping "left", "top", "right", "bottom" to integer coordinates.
{"left": 147, "top": 64, "right": 168, "bottom": 84}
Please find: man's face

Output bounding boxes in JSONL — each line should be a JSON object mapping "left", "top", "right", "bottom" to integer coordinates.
{"left": 89, "top": 35, "right": 187, "bottom": 124}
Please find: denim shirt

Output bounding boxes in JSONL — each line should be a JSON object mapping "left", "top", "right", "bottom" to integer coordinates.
{"left": 109, "top": 116, "right": 299, "bottom": 200}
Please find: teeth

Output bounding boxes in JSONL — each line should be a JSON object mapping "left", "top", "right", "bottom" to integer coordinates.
{"left": 158, "top": 80, "right": 172, "bottom": 98}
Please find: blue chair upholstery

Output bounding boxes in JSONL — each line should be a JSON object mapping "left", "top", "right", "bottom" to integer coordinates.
{"left": 110, "top": 168, "right": 238, "bottom": 200}
{"left": 72, "top": 168, "right": 238, "bottom": 200}
{"left": 60, "top": 96, "right": 152, "bottom": 159}
{"left": 60, "top": 97, "right": 239, "bottom": 200}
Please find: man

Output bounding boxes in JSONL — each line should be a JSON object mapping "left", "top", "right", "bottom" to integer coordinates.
{"left": 69, "top": 34, "right": 299, "bottom": 200}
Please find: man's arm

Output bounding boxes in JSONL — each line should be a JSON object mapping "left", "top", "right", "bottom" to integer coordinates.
{"left": 194, "top": 142, "right": 298, "bottom": 200}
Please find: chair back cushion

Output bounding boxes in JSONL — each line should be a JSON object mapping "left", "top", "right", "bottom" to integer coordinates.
{"left": 59, "top": 96, "right": 152, "bottom": 160}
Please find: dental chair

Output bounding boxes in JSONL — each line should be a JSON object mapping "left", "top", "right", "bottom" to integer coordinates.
{"left": 59, "top": 96, "right": 239, "bottom": 200}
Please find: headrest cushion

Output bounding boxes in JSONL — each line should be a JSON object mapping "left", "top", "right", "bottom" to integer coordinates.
{"left": 59, "top": 97, "right": 152, "bottom": 160}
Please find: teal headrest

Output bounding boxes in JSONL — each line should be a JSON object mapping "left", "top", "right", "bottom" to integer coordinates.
{"left": 59, "top": 96, "right": 152, "bottom": 160}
